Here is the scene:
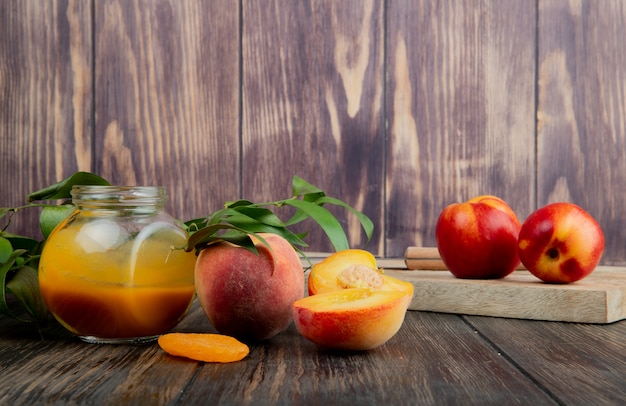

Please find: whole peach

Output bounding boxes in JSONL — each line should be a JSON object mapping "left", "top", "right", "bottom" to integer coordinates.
{"left": 194, "top": 233, "right": 304, "bottom": 342}
{"left": 436, "top": 195, "right": 521, "bottom": 279}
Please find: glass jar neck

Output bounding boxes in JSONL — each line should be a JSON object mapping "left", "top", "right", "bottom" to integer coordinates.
{"left": 71, "top": 186, "right": 167, "bottom": 213}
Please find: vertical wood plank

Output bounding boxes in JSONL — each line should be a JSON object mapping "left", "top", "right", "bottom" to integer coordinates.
{"left": 386, "top": 0, "right": 536, "bottom": 256}
{"left": 241, "top": 0, "right": 385, "bottom": 254}
{"left": 537, "top": 0, "right": 626, "bottom": 265}
{"left": 3, "top": 0, "right": 626, "bottom": 264}
{"left": 93, "top": 0, "right": 240, "bottom": 222}
{"left": 0, "top": 0, "right": 92, "bottom": 237}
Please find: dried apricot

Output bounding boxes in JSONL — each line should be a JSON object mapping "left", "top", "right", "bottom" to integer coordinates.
{"left": 158, "top": 333, "right": 249, "bottom": 363}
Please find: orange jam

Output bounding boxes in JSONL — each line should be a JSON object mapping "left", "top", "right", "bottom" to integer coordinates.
{"left": 38, "top": 186, "right": 197, "bottom": 343}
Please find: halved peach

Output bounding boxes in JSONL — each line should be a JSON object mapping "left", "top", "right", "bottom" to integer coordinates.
{"left": 292, "top": 288, "right": 411, "bottom": 351}
{"left": 308, "top": 249, "right": 414, "bottom": 298}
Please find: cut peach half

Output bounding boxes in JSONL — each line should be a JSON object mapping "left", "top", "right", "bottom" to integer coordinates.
{"left": 308, "top": 249, "right": 414, "bottom": 298}
{"left": 292, "top": 288, "right": 411, "bottom": 351}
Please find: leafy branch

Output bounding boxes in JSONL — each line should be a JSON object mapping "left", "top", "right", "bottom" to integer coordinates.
{"left": 185, "top": 176, "right": 374, "bottom": 260}
{"left": 0, "top": 172, "right": 110, "bottom": 325}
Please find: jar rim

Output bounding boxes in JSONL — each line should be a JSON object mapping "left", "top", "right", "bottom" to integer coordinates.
{"left": 71, "top": 186, "right": 167, "bottom": 205}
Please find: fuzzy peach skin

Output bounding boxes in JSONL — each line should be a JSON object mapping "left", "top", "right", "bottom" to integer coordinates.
{"left": 518, "top": 202, "right": 604, "bottom": 283}
{"left": 308, "top": 249, "right": 414, "bottom": 297}
{"left": 194, "top": 233, "right": 304, "bottom": 342}
{"left": 292, "top": 288, "right": 412, "bottom": 351}
{"left": 436, "top": 195, "right": 521, "bottom": 279}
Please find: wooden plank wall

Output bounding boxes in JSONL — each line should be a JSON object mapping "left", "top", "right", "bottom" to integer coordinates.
{"left": 1, "top": 0, "right": 625, "bottom": 264}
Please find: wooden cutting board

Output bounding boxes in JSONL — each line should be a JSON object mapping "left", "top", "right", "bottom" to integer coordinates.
{"left": 385, "top": 266, "right": 626, "bottom": 324}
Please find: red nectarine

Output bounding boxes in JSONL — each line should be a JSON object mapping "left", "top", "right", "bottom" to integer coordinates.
{"left": 435, "top": 195, "right": 521, "bottom": 279}
{"left": 518, "top": 202, "right": 604, "bottom": 283}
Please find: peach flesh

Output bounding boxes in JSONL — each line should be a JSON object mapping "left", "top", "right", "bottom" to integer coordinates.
{"left": 292, "top": 288, "right": 411, "bottom": 351}
{"left": 337, "top": 264, "right": 384, "bottom": 289}
{"left": 194, "top": 233, "right": 304, "bottom": 342}
{"left": 308, "top": 249, "right": 378, "bottom": 294}
{"left": 308, "top": 249, "right": 414, "bottom": 297}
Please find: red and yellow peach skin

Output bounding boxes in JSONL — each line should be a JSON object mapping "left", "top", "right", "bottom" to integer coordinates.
{"left": 518, "top": 202, "right": 604, "bottom": 283}
{"left": 292, "top": 288, "right": 411, "bottom": 351}
{"left": 194, "top": 233, "right": 304, "bottom": 342}
{"left": 436, "top": 195, "right": 521, "bottom": 279}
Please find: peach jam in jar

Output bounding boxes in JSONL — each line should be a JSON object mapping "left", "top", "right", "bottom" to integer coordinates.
{"left": 39, "top": 186, "right": 196, "bottom": 344}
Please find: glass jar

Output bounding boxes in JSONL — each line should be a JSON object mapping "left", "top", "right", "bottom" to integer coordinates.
{"left": 38, "top": 186, "right": 197, "bottom": 344}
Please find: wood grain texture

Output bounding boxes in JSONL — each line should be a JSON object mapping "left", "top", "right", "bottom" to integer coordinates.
{"left": 537, "top": 0, "right": 626, "bottom": 265}
{"left": 0, "top": 0, "right": 92, "bottom": 238}
{"left": 176, "top": 306, "right": 553, "bottom": 405}
{"left": 388, "top": 267, "right": 626, "bottom": 323}
{"left": 93, "top": 0, "right": 240, "bottom": 222}
{"left": 241, "top": 0, "right": 385, "bottom": 253}
{"left": 2, "top": 301, "right": 625, "bottom": 404}
{"left": 467, "top": 315, "right": 626, "bottom": 405}
{"left": 0, "top": 314, "right": 198, "bottom": 404}
{"left": 3, "top": 1, "right": 626, "bottom": 263}
{"left": 404, "top": 245, "right": 527, "bottom": 270}
{"left": 385, "top": 0, "right": 536, "bottom": 256}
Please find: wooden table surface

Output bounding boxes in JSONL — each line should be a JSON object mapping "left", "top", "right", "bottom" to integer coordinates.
{"left": 1, "top": 264, "right": 626, "bottom": 405}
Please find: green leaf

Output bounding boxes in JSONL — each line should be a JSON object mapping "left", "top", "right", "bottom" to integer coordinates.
{"left": 0, "top": 236, "right": 12, "bottom": 263}
{"left": 282, "top": 199, "right": 350, "bottom": 251}
{"left": 39, "top": 204, "right": 75, "bottom": 239}
{"left": 186, "top": 223, "right": 250, "bottom": 253}
{"left": 184, "top": 217, "right": 209, "bottom": 234}
{"left": 283, "top": 209, "right": 309, "bottom": 227}
{"left": 7, "top": 265, "right": 48, "bottom": 324}
{"left": 232, "top": 206, "right": 286, "bottom": 228}
{"left": 186, "top": 176, "right": 374, "bottom": 257}
{"left": 27, "top": 171, "right": 110, "bottom": 202}
{"left": 0, "top": 207, "right": 11, "bottom": 222}
{"left": 224, "top": 199, "right": 255, "bottom": 208}
{"left": 206, "top": 207, "right": 232, "bottom": 226}
{"left": 282, "top": 192, "right": 326, "bottom": 227}
{"left": 214, "top": 231, "right": 257, "bottom": 251}
{"left": 2, "top": 232, "right": 40, "bottom": 253}
{"left": 0, "top": 249, "right": 28, "bottom": 319}
{"left": 223, "top": 214, "right": 282, "bottom": 232}
{"left": 292, "top": 176, "right": 324, "bottom": 196}
{"left": 225, "top": 216, "right": 308, "bottom": 248}
{"left": 314, "top": 196, "right": 374, "bottom": 241}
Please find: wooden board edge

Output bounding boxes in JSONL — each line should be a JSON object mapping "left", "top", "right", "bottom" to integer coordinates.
{"left": 386, "top": 270, "right": 626, "bottom": 324}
